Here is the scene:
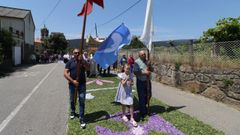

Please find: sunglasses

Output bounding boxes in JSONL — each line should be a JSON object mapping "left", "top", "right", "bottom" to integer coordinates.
{"left": 73, "top": 52, "right": 80, "bottom": 54}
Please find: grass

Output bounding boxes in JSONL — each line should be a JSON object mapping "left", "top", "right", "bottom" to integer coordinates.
{"left": 67, "top": 75, "right": 224, "bottom": 135}
{"left": 152, "top": 51, "right": 240, "bottom": 69}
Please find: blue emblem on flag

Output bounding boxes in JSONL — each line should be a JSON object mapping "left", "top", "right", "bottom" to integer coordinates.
{"left": 93, "top": 23, "right": 131, "bottom": 69}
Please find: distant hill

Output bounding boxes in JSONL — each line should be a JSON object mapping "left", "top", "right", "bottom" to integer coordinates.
{"left": 67, "top": 39, "right": 86, "bottom": 49}
{"left": 67, "top": 38, "right": 199, "bottom": 49}
{"left": 153, "top": 39, "right": 198, "bottom": 47}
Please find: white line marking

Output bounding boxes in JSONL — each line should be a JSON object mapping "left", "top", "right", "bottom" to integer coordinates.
{"left": 0, "top": 64, "right": 58, "bottom": 133}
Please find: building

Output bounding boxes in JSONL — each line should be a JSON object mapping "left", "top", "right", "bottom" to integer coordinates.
{"left": 34, "top": 38, "right": 44, "bottom": 55}
{"left": 86, "top": 35, "right": 104, "bottom": 49}
{"left": 67, "top": 39, "right": 86, "bottom": 50}
{"left": 67, "top": 36, "right": 104, "bottom": 53}
{"left": 0, "top": 6, "right": 35, "bottom": 65}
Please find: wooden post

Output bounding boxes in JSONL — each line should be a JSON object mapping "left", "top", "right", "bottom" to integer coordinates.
{"left": 189, "top": 40, "right": 194, "bottom": 66}
{"left": 74, "top": 0, "right": 89, "bottom": 106}
{"left": 146, "top": 48, "right": 151, "bottom": 114}
{"left": 147, "top": 49, "right": 150, "bottom": 61}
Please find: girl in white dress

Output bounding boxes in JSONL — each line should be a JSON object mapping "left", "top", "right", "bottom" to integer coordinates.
{"left": 115, "top": 64, "right": 137, "bottom": 127}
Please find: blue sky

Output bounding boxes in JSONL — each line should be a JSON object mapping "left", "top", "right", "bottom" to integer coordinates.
{"left": 0, "top": 0, "right": 239, "bottom": 41}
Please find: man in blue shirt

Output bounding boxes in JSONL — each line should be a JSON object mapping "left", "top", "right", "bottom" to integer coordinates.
{"left": 133, "top": 50, "right": 153, "bottom": 119}
{"left": 64, "top": 49, "right": 88, "bottom": 129}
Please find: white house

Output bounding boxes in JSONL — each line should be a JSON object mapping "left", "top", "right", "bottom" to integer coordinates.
{"left": 0, "top": 6, "right": 35, "bottom": 65}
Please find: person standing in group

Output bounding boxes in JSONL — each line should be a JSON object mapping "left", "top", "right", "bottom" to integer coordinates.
{"left": 64, "top": 49, "right": 88, "bottom": 129}
{"left": 89, "top": 53, "right": 97, "bottom": 76}
{"left": 127, "top": 54, "right": 135, "bottom": 74}
{"left": 133, "top": 50, "right": 153, "bottom": 119}
{"left": 115, "top": 64, "right": 138, "bottom": 127}
{"left": 63, "top": 53, "right": 70, "bottom": 63}
{"left": 120, "top": 54, "right": 127, "bottom": 71}
{"left": 82, "top": 51, "right": 91, "bottom": 77}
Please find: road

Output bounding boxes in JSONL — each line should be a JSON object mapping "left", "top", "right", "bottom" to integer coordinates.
{"left": 0, "top": 63, "right": 68, "bottom": 135}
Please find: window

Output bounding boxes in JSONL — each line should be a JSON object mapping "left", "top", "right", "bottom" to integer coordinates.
{"left": 21, "top": 32, "right": 24, "bottom": 37}
{"left": 9, "top": 27, "right": 13, "bottom": 32}
{"left": 16, "top": 30, "right": 19, "bottom": 38}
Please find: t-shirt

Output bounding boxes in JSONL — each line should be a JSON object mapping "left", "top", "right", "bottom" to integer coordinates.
{"left": 133, "top": 58, "right": 148, "bottom": 81}
{"left": 120, "top": 57, "right": 127, "bottom": 66}
{"left": 128, "top": 57, "right": 135, "bottom": 65}
{"left": 65, "top": 58, "right": 86, "bottom": 85}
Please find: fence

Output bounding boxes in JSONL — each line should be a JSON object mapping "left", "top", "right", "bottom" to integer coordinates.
{"left": 120, "top": 40, "right": 240, "bottom": 69}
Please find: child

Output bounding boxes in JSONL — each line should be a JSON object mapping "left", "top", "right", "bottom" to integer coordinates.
{"left": 115, "top": 64, "right": 137, "bottom": 127}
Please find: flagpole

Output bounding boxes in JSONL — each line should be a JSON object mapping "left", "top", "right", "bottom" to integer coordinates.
{"left": 80, "top": 0, "right": 89, "bottom": 54}
{"left": 75, "top": 0, "right": 89, "bottom": 106}
{"left": 139, "top": 0, "right": 152, "bottom": 114}
{"left": 147, "top": 49, "right": 150, "bottom": 60}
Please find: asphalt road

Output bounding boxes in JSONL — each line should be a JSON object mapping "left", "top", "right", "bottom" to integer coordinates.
{"left": 0, "top": 63, "right": 68, "bottom": 135}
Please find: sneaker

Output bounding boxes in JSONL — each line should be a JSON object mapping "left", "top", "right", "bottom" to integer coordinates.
{"left": 80, "top": 120, "right": 86, "bottom": 129}
{"left": 122, "top": 115, "right": 129, "bottom": 122}
{"left": 70, "top": 112, "right": 75, "bottom": 119}
{"left": 130, "top": 118, "right": 138, "bottom": 127}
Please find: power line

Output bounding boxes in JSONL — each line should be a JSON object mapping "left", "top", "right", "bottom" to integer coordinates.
{"left": 89, "top": 0, "right": 142, "bottom": 36}
{"left": 98, "top": 0, "right": 142, "bottom": 27}
{"left": 39, "top": 0, "right": 63, "bottom": 28}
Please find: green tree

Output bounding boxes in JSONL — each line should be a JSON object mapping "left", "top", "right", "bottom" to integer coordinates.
{"left": 48, "top": 32, "right": 68, "bottom": 53}
{"left": 201, "top": 17, "right": 240, "bottom": 57}
{"left": 201, "top": 17, "right": 240, "bottom": 42}
{"left": 123, "top": 36, "right": 145, "bottom": 49}
{"left": 0, "top": 29, "right": 15, "bottom": 63}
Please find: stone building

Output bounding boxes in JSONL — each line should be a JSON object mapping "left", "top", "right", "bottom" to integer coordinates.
{"left": 0, "top": 6, "right": 35, "bottom": 65}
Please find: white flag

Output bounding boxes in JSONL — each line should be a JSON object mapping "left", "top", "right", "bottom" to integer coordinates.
{"left": 140, "top": 0, "right": 153, "bottom": 52}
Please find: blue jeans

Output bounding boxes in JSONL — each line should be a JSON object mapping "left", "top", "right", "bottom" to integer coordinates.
{"left": 136, "top": 79, "right": 151, "bottom": 116}
{"left": 69, "top": 83, "right": 86, "bottom": 120}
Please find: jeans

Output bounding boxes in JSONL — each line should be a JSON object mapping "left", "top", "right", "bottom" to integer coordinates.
{"left": 69, "top": 83, "right": 86, "bottom": 120}
{"left": 136, "top": 79, "right": 151, "bottom": 116}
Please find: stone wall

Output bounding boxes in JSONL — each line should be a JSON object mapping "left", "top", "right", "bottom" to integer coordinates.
{"left": 152, "top": 63, "right": 240, "bottom": 109}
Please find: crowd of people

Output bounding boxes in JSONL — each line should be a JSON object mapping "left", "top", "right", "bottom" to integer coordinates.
{"left": 63, "top": 49, "right": 153, "bottom": 129}
{"left": 30, "top": 52, "right": 70, "bottom": 64}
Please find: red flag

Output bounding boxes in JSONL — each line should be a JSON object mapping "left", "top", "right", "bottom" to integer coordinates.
{"left": 77, "top": 0, "right": 104, "bottom": 16}
{"left": 92, "top": 0, "right": 104, "bottom": 8}
{"left": 77, "top": 1, "right": 93, "bottom": 16}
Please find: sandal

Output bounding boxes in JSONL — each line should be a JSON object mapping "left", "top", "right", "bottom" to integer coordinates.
{"left": 131, "top": 118, "right": 138, "bottom": 127}
{"left": 122, "top": 115, "right": 128, "bottom": 122}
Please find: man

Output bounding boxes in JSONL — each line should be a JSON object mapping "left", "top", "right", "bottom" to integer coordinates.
{"left": 133, "top": 50, "right": 153, "bottom": 118}
{"left": 64, "top": 49, "right": 87, "bottom": 128}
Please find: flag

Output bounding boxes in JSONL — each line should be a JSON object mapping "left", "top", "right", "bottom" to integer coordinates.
{"left": 92, "top": 0, "right": 104, "bottom": 8}
{"left": 140, "top": 0, "right": 153, "bottom": 52}
{"left": 93, "top": 23, "right": 131, "bottom": 69}
{"left": 78, "top": 0, "right": 104, "bottom": 16}
{"left": 78, "top": 1, "right": 93, "bottom": 16}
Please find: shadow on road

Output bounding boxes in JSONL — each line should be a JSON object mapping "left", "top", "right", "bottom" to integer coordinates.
{"left": 0, "top": 64, "right": 37, "bottom": 78}
{"left": 149, "top": 105, "right": 186, "bottom": 114}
